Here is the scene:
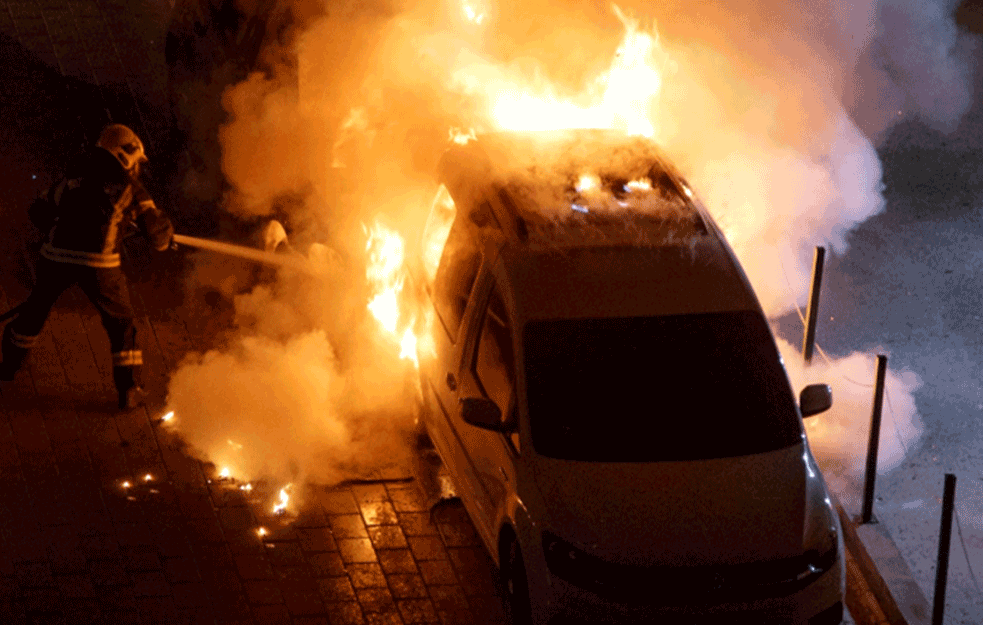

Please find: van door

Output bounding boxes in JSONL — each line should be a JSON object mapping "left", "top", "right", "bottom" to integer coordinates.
{"left": 426, "top": 208, "right": 487, "bottom": 519}
{"left": 454, "top": 277, "right": 519, "bottom": 540}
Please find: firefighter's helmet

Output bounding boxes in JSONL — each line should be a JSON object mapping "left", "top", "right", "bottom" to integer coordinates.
{"left": 96, "top": 124, "right": 147, "bottom": 171}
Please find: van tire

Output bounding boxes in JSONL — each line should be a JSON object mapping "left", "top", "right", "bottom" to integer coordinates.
{"left": 413, "top": 416, "right": 434, "bottom": 450}
{"left": 414, "top": 380, "right": 435, "bottom": 450}
{"left": 501, "top": 536, "right": 532, "bottom": 625}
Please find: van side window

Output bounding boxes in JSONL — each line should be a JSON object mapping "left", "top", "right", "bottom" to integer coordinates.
{"left": 422, "top": 185, "right": 457, "bottom": 285}
{"left": 473, "top": 284, "right": 516, "bottom": 439}
{"left": 432, "top": 215, "right": 481, "bottom": 340}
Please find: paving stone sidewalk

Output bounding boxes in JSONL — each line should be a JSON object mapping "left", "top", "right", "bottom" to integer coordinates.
{"left": 0, "top": 1, "right": 508, "bottom": 623}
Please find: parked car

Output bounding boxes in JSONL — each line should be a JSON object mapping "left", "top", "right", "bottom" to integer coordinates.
{"left": 411, "top": 129, "right": 844, "bottom": 624}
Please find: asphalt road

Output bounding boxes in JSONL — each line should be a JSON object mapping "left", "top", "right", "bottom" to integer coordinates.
{"left": 775, "top": 88, "right": 983, "bottom": 624}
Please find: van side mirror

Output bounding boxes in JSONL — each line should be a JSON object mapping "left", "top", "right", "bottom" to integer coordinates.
{"left": 800, "top": 384, "right": 832, "bottom": 418}
{"left": 460, "top": 397, "right": 505, "bottom": 431}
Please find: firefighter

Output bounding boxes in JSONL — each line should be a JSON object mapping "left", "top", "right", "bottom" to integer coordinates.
{"left": 0, "top": 124, "right": 174, "bottom": 410}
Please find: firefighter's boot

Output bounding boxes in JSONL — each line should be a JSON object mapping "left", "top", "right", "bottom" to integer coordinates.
{"left": 1, "top": 325, "right": 34, "bottom": 381}
{"left": 0, "top": 360, "right": 15, "bottom": 381}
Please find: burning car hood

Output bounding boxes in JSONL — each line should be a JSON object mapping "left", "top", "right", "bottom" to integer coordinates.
{"left": 531, "top": 443, "right": 807, "bottom": 567}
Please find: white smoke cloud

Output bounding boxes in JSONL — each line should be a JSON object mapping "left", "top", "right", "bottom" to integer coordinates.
{"left": 776, "top": 338, "right": 924, "bottom": 486}
{"left": 843, "top": 0, "right": 977, "bottom": 137}
{"left": 166, "top": 274, "right": 418, "bottom": 489}
{"left": 677, "top": 111, "right": 886, "bottom": 315}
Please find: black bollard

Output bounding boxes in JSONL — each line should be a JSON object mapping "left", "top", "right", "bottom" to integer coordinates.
{"left": 860, "top": 354, "right": 888, "bottom": 525}
{"left": 932, "top": 473, "right": 957, "bottom": 625}
{"left": 802, "top": 246, "right": 826, "bottom": 364}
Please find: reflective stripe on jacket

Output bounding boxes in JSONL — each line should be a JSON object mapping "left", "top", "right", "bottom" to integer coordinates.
{"left": 37, "top": 150, "right": 174, "bottom": 268}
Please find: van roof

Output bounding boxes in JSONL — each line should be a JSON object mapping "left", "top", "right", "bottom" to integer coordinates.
{"left": 439, "top": 129, "right": 708, "bottom": 250}
{"left": 437, "top": 130, "right": 761, "bottom": 319}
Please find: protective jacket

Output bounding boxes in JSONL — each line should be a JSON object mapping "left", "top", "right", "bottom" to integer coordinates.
{"left": 3, "top": 147, "right": 172, "bottom": 405}
{"left": 30, "top": 148, "right": 174, "bottom": 267}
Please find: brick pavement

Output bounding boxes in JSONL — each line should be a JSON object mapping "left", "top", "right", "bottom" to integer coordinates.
{"left": 0, "top": 1, "right": 508, "bottom": 623}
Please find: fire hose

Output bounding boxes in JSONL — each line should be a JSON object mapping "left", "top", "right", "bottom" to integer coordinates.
{"left": 171, "top": 234, "right": 315, "bottom": 273}
{"left": 0, "top": 233, "right": 318, "bottom": 323}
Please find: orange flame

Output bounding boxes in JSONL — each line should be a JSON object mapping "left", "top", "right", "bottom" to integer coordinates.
{"left": 449, "top": 127, "right": 477, "bottom": 145}
{"left": 462, "top": 0, "right": 485, "bottom": 25}
{"left": 357, "top": 9, "right": 667, "bottom": 375}
{"left": 273, "top": 483, "right": 292, "bottom": 515}
{"left": 458, "top": 6, "right": 665, "bottom": 138}
{"left": 365, "top": 220, "right": 419, "bottom": 366}
{"left": 576, "top": 174, "right": 601, "bottom": 193}
{"left": 422, "top": 186, "right": 456, "bottom": 284}
{"left": 365, "top": 221, "right": 406, "bottom": 335}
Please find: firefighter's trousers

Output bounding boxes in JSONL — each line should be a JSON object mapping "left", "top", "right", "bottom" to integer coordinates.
{"left": 1, "top": 257, "right": 142, "bottom": 392}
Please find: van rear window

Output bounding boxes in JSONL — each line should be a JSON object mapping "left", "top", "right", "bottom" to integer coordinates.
{"left": 523, "top": 311, "right": 801, "bottom": 461}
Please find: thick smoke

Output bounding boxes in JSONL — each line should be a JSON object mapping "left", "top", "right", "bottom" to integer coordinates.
{"left": 776, "top": 338, "right": 924, "bottom": 488}
{"left": 167, "top": 250, "right": 419, "bottom": 489}
{"left": 164, "top": 0, "right": 976, "bottom": 491}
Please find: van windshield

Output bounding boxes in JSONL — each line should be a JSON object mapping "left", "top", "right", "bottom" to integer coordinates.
{"left": 523, "top": 311, "right": 802, "bottom": 461}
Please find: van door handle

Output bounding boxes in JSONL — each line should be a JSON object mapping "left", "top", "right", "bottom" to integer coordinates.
{"left": 446, "top": 373, "right": 457, "bottom": 391}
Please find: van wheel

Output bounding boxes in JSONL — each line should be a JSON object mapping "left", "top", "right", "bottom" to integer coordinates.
{"left": 413, "top": 400, "right": 434, "bottom": 450}
{"left": 502, "top": 537, "right": 532, "bottom": 625}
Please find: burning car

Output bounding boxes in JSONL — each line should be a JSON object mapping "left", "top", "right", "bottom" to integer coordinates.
{"left": 411, "top": 129, "right": 844, "bottom": 624}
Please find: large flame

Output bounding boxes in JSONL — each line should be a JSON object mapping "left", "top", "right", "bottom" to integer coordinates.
{"left": 365, "top": 220, "right": 419, "bottom": 366}
{"left": 460, "top": 6, "right": 665, "bottom": 137}
{"left": 354, "top": 6, "right": 667, "bottom": 371}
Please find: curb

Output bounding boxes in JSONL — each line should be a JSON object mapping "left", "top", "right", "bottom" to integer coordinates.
{"left": 832, "top": 492, "right": 932, "bottom": 625}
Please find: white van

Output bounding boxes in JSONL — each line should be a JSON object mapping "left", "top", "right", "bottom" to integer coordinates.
{"left": 411, "top": 130, "right": 844, "bottom": 624}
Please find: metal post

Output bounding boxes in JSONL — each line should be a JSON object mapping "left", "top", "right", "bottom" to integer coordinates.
{"left": 860, "top": 355, "right": 888, "bottom": 524}
{"left": 932, "top": 473, "right": 957, "bottom": 625}
{"left": 802, "top": 246, "right": 826, "bottom": 364}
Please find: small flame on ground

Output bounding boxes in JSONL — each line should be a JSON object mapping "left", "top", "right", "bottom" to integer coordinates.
{"left": 143, "top": 474, "right": 153, "bottom": 482}
{"left": 121, "top": 481, "right": 131, "bottom": 489}
{"left": 626, "top": 178, "right": 652, "bottom": 191}
{"left": 273, "top": 483, "right": 292, "bottom": 515}
{"left": 257, "top": 527, "right": 268, "bottom": 537}
{"left": 576, "top": 174, "right": 600, "bottom": 193}
{"left": 240, "top": 483, "right": 253, "bottom": 492}
{"left": 159, "top": 411, "right": 174, "bottom": 423}
{"left": 219, "top": 467, "right": 231, "bottom": 479}
{"left": 449, "top": 127, "right": 476, "bottom": 145}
